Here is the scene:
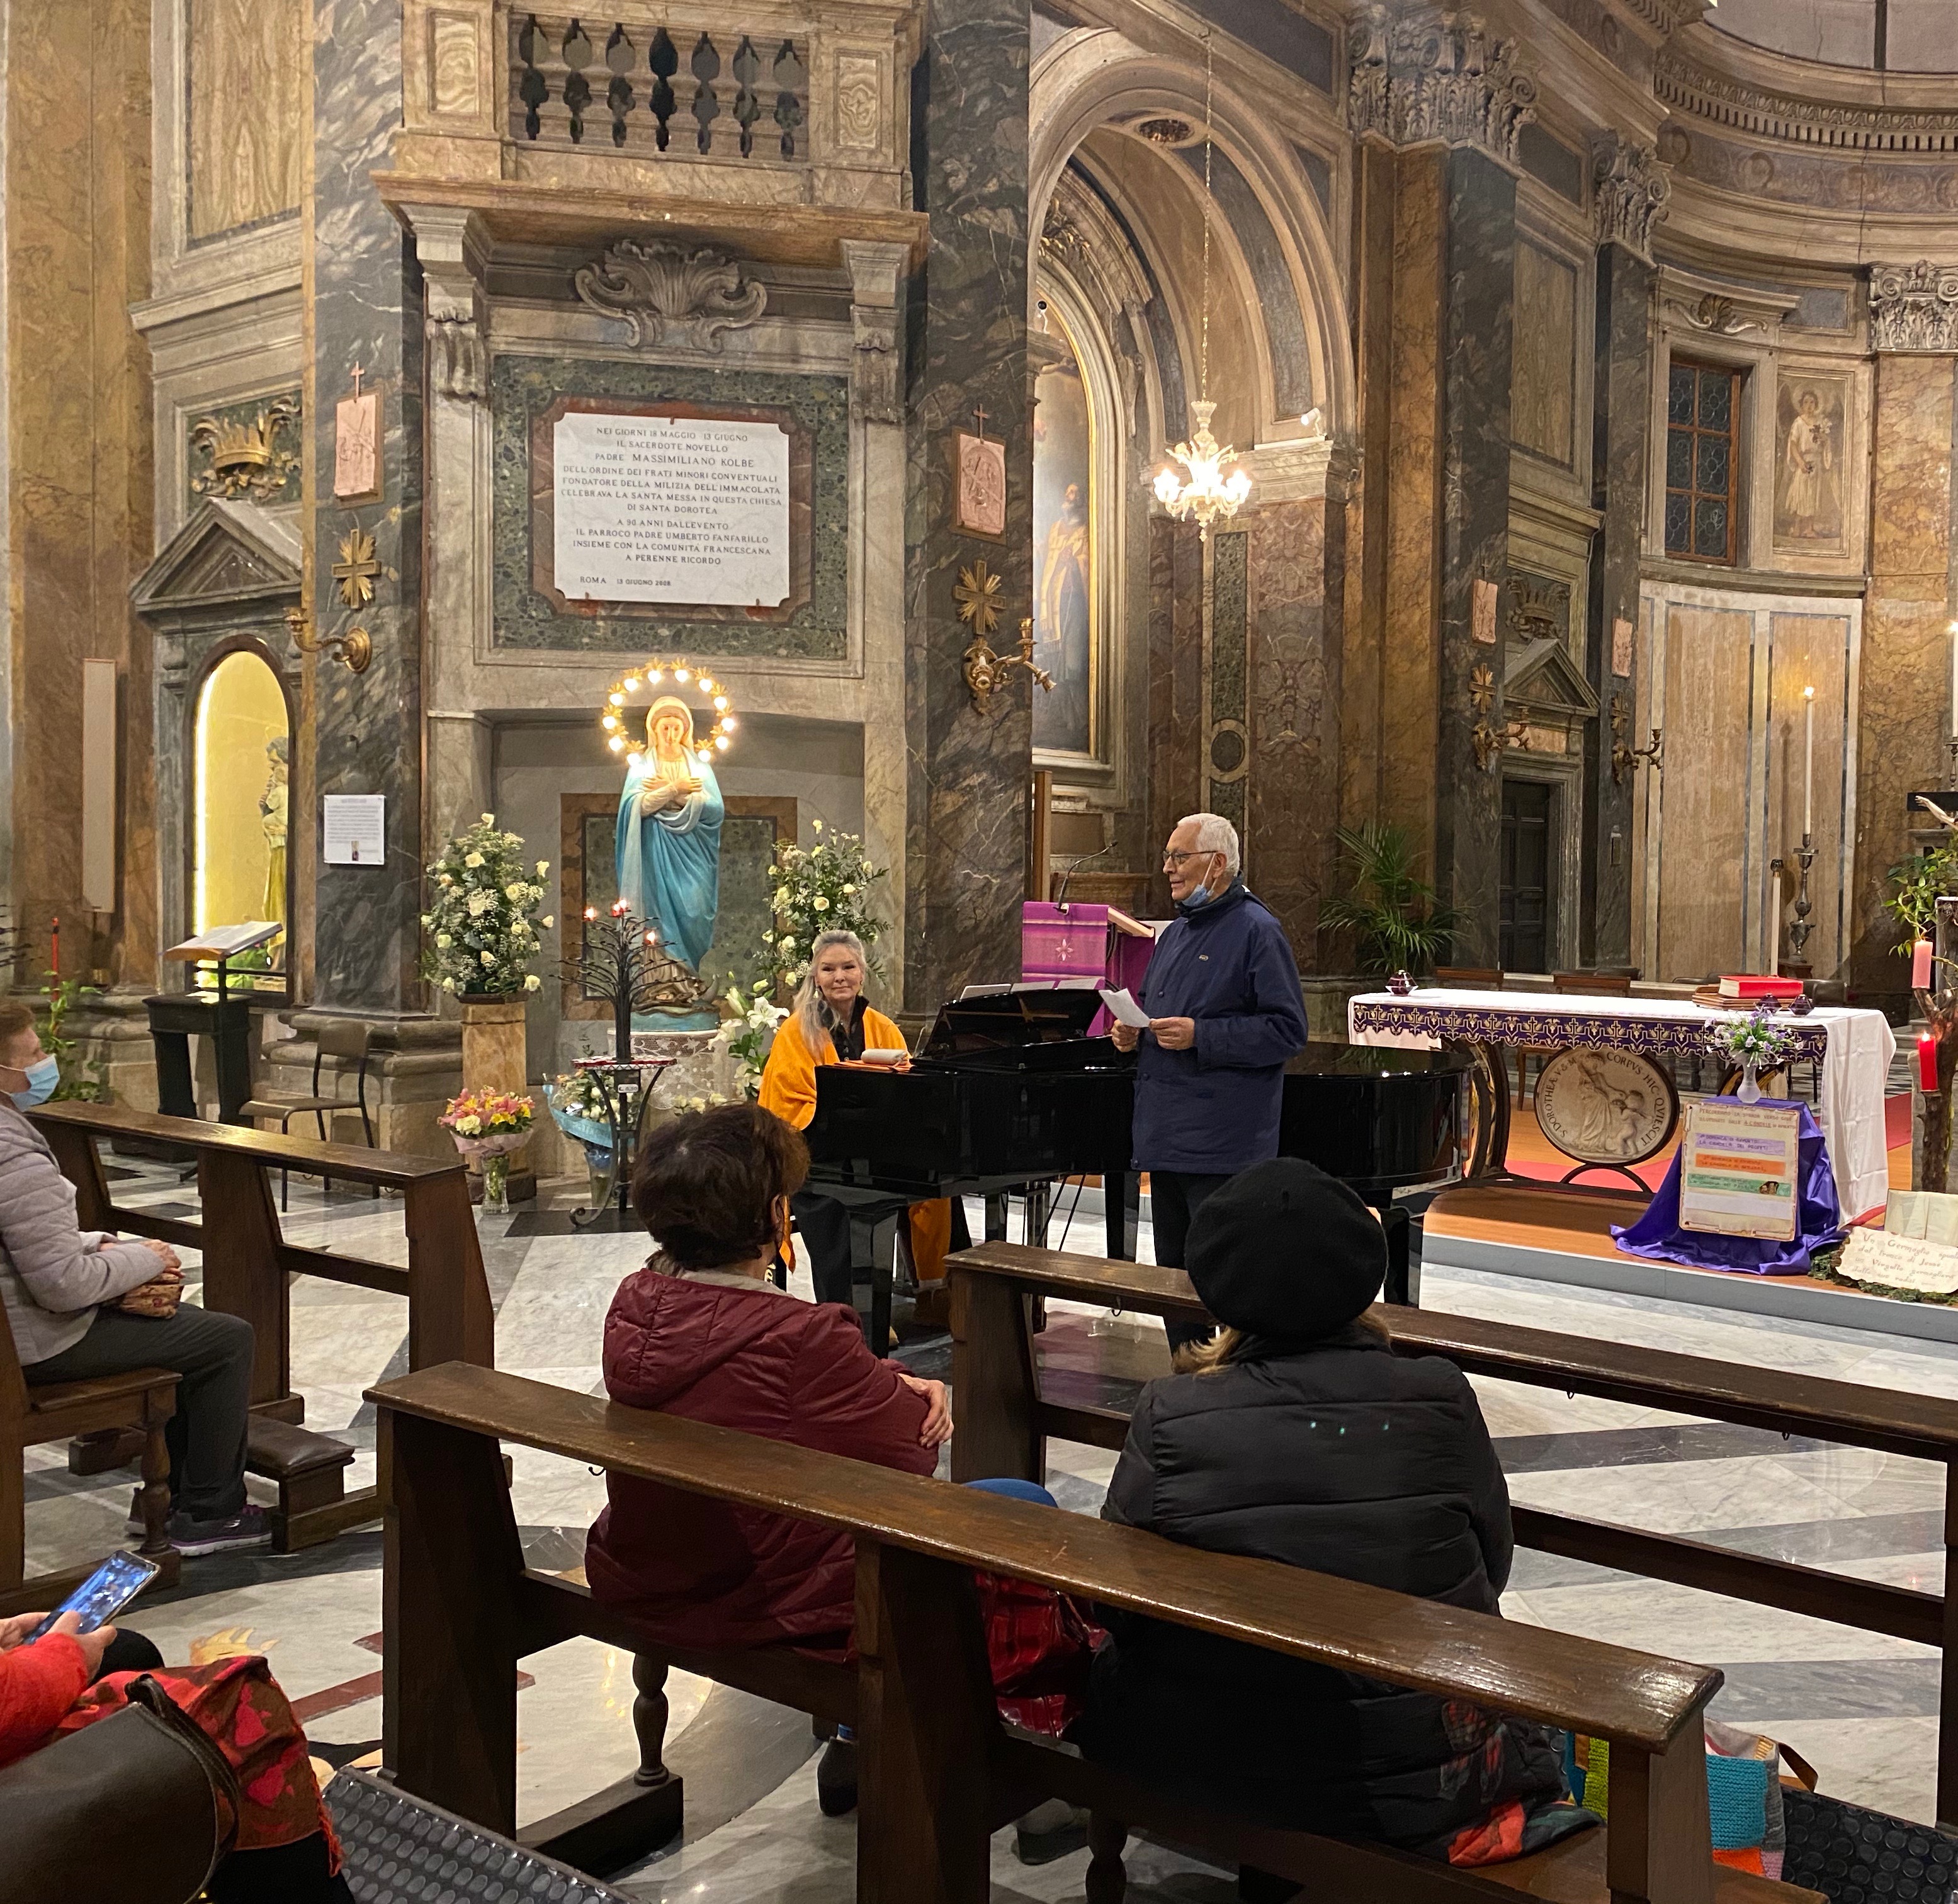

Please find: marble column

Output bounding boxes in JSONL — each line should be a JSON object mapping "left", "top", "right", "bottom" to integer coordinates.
{"left": 901, "top": 0, "right": 1032, "bottom": 1011}
{"left": 1583, "top": 240, "right": 1654, "bottom": 968}
{"left": 402, "top": 203, "right": 493, "bottom": 848}
{"left": 1433, "top": 148, "right": 1515, "bottom": 960}
{"left": 310, "top": 0, "right": 425, "bottom": 1014}
{"left": 1854, "top": 346, "right": 1958, "bottom": 998}
{"left": 4, "top": 0, "right": 157, "bottom": 990}
{"left": 845, "top": 238, "right": 912, "bottom": 992}
{"left": 1146, "top": 513, "right": 1204, "bottom": 915}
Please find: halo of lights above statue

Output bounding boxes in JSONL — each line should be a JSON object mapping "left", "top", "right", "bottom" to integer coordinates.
{"left": 1151, "top": 31, "right": 1251, "bottom": 538}
{"left": 598, "top": 659, "right": 737, "bottom": 762}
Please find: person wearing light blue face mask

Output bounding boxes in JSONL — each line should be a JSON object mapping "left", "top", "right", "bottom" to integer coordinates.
{"left": 1108, "top": 814, "right": 1310, "bottom": 1354}
{"left": 0, "top": 1000, "right": 268, "bottom": 1557}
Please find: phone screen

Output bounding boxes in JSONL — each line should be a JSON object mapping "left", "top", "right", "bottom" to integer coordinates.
{"left": 30, "top": 1551, "right": 161, "bottom": 1641}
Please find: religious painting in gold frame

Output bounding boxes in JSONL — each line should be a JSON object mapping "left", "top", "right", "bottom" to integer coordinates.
{"left": 1030, "top": 310, "right": 1095, "bottom": 759}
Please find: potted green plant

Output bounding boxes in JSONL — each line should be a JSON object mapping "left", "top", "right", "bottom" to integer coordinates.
{"left": 1318, "top": 822, "right": 1462, "bottom": 976}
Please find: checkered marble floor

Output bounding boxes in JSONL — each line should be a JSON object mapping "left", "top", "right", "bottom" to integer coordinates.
{"left": 21, "top": 1155, "right": 1958, "bottom": 1897}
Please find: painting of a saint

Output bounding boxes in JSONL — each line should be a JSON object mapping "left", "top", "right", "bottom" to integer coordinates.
{"left": 1032, "top": 338, "right": 1093, "bottom": 756}
{"left": 1774, "top": 376, "right": 1846, "bottom": 552}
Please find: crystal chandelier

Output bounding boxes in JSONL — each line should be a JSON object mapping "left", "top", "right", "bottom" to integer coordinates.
{"left": 1152, "top": 31, "right": 1250, "bottom": 536}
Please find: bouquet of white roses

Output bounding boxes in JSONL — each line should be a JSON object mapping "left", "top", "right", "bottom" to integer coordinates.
{"left": 761, "top": 820, "right": 887, "bottom": 992}
{"left": 422, "top": 813, "right": 554, "bottom": 999}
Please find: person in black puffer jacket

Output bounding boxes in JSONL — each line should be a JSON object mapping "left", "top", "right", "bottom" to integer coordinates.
{"left": 1075, "top": 1159, "right": 1591, "bottom": 1870}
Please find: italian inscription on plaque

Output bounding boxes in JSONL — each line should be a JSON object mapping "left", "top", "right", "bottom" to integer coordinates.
{"left": 553, "top": 411, "right": 791, "bottom": 608}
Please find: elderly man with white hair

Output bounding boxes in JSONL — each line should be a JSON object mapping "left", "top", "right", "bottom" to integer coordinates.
{"left": 1110, "top": 813, "right": 1309, "bottom": 1354}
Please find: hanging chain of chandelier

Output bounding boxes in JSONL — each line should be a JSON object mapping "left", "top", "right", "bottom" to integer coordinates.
{"left": 1150, "top": 29, "right": 1252, "bottom": 538}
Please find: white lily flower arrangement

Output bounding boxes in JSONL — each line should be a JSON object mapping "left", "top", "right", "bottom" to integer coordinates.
{"left": 422, "top": 812, "right": 553, "bottom": 999}
{"left": 760, "top": 819, "right": 888, "bottom": 991}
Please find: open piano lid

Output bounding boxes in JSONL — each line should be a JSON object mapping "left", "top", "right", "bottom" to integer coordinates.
{"left": 920, "top": 985, "right": 1106, "bottom": 1058}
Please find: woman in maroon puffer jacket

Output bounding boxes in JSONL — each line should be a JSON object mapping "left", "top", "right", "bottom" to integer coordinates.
{"left": 585, "top": 1104, "right": 950, "bottom": 1652}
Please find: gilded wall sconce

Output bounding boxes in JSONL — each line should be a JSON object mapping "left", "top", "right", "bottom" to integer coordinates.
{"left": 963, "top": 615, "right": 1054, "bottom": 713}
{"left": 1609, "top": 694, "right": 1663, "bottom": 783}
{"left": 285, "top": 605, "right": 373, "bottom": 675}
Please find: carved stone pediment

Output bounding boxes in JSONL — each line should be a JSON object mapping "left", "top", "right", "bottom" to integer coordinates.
{"left": 573, "top": 241, "right": 768, "bottom": 351}
{"left": 132, "top": 497, "right": 303, "bottom": 620}
{"left": 1505, "top": 635, "right": 1599, "bottom": 721}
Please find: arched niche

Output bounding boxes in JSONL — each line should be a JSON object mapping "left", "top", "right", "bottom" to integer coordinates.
{"left": 1029, "top": 26, "right": 1354, "bottom": 444}
{"left": 191, "top": 646, "right": 292, "bottom": 967}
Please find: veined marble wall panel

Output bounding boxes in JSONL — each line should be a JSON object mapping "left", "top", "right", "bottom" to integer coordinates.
{"left": 1855, "top": 351, "right": 1958, "bottom": 997}
{"left": 1512, "top": 241, "right": 1576, "bottom": 470}
{"left": 489, "top": 354, "right": 850, "bottom": 660}
{"left": 187, "top": 0, "right": 305, "bottom": 241}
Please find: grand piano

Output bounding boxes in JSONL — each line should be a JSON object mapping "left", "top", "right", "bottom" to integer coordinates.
{"left": 803, "top": 989, "right": 1471, "bottom": 1339}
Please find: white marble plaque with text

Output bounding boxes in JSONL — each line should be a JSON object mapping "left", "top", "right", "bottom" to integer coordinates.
{"left": 553, "top": 411, "right": 790, "bottom": 608}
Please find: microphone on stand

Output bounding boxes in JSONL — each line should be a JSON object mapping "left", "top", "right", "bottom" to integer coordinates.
{"left": 1054, "top": 839, "right": 1114, "bottom": 910}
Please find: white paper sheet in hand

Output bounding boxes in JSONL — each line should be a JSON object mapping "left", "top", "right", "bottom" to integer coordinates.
{"left": 1098, "top": 987, "right": 1152, "bottom": 1029}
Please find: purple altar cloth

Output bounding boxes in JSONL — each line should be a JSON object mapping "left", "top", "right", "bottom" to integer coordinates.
{"left": 1610, "top": 1099, "right": 1843, "bottom": 1276}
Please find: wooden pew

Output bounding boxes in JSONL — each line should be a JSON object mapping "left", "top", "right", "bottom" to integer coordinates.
{"left": 947, "top": 1238, "right": 1958, "bottom": 1832}
{"left": 371, "top": 1361, "right": 1812, "bottom": 1904}
{"left": 30, "top": 1101, "right": 492, "bottom": 1550}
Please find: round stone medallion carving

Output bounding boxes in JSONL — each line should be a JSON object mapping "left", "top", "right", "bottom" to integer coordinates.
{"left": 1533, "top": 1048, "right": 1680, "bottom": 1167}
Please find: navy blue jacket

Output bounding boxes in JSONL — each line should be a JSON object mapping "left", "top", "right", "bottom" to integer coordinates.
{"left": 1131, "top": 881, "right": 1309, "bottom": 1174}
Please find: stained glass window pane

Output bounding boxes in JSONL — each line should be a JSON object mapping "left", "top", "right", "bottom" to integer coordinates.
{"left": 1695, "top": 433, "right": 1729, "bottom": 496}
{"left": 1668, "top": 365, "right": 1695, "bottom": 424}
{"left": 1666, "top": 429, "right": 1693, "bottom": 489}
{"left": 1665, "top": 492, "right": 1692, "bottom": 553}
{"left": 1697, "top": 370, "right": 1731, "bottom": 429}
{"left": 1694, "top": 497, "right": 1728, "bottom": 559}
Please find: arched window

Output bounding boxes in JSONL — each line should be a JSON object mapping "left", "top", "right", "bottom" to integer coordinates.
{"left": 192, "top": 649, "right": 290, "bottom": 973}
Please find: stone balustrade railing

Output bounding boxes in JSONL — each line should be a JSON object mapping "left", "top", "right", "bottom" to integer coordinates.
{"left": 512, "top": 13, "right": 809, "bottom": 162}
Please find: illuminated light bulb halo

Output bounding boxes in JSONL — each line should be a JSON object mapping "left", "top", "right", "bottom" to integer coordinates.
{"left": 597, "top": 658, "right": 738, "bottom": 764}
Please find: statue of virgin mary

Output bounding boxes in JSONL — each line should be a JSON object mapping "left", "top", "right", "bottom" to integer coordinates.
{"left": 614, "top": 695, "right": 725, "bottom": 971}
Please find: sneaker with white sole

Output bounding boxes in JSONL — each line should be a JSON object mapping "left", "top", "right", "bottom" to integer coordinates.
{"left": 168, "top": 1504, "right": 273, "bottom": 1556}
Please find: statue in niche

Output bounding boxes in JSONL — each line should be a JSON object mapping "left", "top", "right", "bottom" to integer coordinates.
{"left": 260, "top": 736, "right": 288, "bottom": 928}
{"left": 188, "top": 0, "right": 305, "bottom": 239}
{"left": 615, "top": 697, "right": 725, "bottom": 973}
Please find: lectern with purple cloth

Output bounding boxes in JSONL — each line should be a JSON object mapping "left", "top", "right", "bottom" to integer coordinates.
{"left": 1020, "top": 902, "right": 1156, "bottom": 1032}
{"left": 1612, "top": 1099, "right": 1844, "bottom": 1274}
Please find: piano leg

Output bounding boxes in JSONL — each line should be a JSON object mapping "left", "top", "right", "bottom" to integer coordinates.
{"left": 1104, "top": 1170, "right": 1140, "bottom": 1262}
{"left": 848, "top": 1209, "right": 900, "bottom": 1350}
{"left": 1375, "top": 1200, "right": 1417, "bottom": 1308}
{"left": 1024, "top": 1183, "right": 1052, "bottom": 1249}
{"left": 983, "top": 1193, "right": 1010, "bottom": 1243}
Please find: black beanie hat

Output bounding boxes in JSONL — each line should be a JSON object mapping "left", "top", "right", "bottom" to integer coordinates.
{"left": 1183, "top": 1158, "right": 1386, "bottom": 1340}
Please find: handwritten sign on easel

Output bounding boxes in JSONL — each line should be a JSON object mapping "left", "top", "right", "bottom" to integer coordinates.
{"left": 1678, "top": 1098, "right": 1802, "bottom": 1242}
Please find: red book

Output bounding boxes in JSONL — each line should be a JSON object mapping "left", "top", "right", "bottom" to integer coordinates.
{"left": 1717, "top": 975, "right": 1805, "bottom": 1000}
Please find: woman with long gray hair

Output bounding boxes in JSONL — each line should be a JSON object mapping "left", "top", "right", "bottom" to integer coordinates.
{"left": 757, "top": 929, "right": 952, "bottom": 1313}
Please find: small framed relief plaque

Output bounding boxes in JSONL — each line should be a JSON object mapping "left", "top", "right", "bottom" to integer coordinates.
{"left": 954, "top": 429, "right": 1007, "bottom": 538}
{"left": 334, "top": 387, "right": 382, "bottom": 501}
{"left": 1471, "top": 577, "right": 1499, "bottom": 646}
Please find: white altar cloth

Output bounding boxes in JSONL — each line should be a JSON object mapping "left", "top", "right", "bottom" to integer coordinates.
{"left": 1347, "top": 987, "right": 1897, "bottom": 1221}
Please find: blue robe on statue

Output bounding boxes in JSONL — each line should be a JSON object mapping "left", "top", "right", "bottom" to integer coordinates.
{"left": 615, "top": 752, "right": 725, "bottom": 972}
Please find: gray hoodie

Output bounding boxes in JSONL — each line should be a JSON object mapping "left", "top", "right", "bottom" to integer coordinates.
{"left": 0, "top": 1101, "right": 161, "bottom": 1364}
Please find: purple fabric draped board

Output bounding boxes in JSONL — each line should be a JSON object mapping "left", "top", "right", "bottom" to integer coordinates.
{"left": 1610, "top": 1099, "right": 1843, "bottom": 1275}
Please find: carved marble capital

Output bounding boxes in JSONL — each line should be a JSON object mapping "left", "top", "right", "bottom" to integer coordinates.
{"left": 1870, "top": 261, "right": 1958, "bottom": 354}
{"left": 1346, "top": 3, "right": 1537, "bottom": 168}
{"left": 1591, "top": 137, "right": 1670, "bottom": 264}
{"left": 573, "top": 241, "right": 768, "bottom": 352}
{"left": 404, "top": 204, "right": 491, "bottom": 404}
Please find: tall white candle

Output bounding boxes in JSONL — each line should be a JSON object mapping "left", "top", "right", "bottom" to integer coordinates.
{"left": 1802, "top": 684, "right": 1815, "bottom": 839}
{"left": 1950, "top": 620, "right": 1958, "bottom": 749}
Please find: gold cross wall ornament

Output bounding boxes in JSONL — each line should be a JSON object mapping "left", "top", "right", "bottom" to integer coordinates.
{"left": 953, "top": 560, "right": 1003, "bottom": 640}
{"left": 333, "top": 528, "right": 380, "bottom": 609}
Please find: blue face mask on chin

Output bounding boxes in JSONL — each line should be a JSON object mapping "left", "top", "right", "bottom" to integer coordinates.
{"left": 12, "top": 1055, "right": 59, "bottom": 1109}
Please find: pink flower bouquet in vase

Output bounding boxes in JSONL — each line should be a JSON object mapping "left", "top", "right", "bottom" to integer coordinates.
{"left": 440, "top": 1089, "right": 535, "bottom": 1214}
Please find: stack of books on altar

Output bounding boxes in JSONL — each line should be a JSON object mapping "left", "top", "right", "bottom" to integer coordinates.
{"left": 1692, "top": 974, "right": 1806, "bottom": 1009}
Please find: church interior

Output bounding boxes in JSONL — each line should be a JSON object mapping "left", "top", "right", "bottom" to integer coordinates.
{"left": 11, "top": 0, "right": 1958, "bottom": 1898}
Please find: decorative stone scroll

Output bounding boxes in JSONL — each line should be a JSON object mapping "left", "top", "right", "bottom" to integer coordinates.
{"left": 1870, "top": 261, "right": 1958, "bottom": 355}
{"left": 574, "top": 241, "right": 768, "bottom": 353}
{"left": 1591, "top": 137, "right": 1670, "bottom": 264}
{"left": 1345, "top": 3, "right": 1536, "bottom": 168}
